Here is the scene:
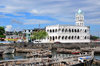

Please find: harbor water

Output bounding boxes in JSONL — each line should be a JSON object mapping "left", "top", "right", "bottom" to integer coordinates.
{"left": 0, "top": 52, "right": 75, "bottom": 61}
{"left": 0, "top": 52, "right": 100, "bottom": 61}
{"left": 0, "top": 53, "right": 27, "bottom": 61}
{"left": 94, "top": 54, "right": 100, "bottom": 60}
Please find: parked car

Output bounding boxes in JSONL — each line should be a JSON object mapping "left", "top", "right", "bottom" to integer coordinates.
{"left": 33, "top": 40, "right": 41, "bottom": 43}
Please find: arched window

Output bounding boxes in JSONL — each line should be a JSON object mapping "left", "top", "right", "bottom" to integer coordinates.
{"left": 72, "top": 36, "right": 73, "bottom": 39}
{"left": 85, "top": 30, "right": 87, "bottom": 33}
{"left": 74, "top": 36, "right": 76, "bottom": 39}
{"left": 58, "top": 36, "right": 61, "bottom": 39}
{"left": 53, "top": 29, "right": 54, "bottom": 33}
{"left": 50, "top": 36, "right": 52, "bottom": 40}
{"left": 62, "top": 36, "right": 64, "bottom": 39}
{"left": 77, "top": 29, "right": 79, "bottom": 32}
{"left": 68, "top": 36, "right": 70, "bottom": 39}
{"left": 65, "top": 29, "right": 67, "bottom": 32}
{"left": 62, "top": 29, "right": 64, "bottom": 32}
{"left": 58, "top": 29, "right": 61, "bottom": 32}
{"left": 65, "top": 36, "right": 67, "bottom": 39}
{"left": 72, "top": 29, "right": 74, "bottom": 32}
{"left": 55, "top": 29, "right": 57, "bottom": 32}
{"left": 84, "top": 36, "right": 86, "bottom": 39}
{"left": 77, "top": 36, "right": 80, "bottom": 39}
{"left": 47, "top": 30, "right": 49, "bottom": 32}
{"left": 55, "top": 36, "right": 57, "bottom": 39}
{"left": 50, "top": 30, "right": 52, "bottom": 32}
{"left": 53, "top": 36, "right": 55, "bottom": 40}
{"left": 69, "top": 29, "right": 71, "bottom": 32}
{"left": 75, "top": 29, "right": 76, "bottom": 32}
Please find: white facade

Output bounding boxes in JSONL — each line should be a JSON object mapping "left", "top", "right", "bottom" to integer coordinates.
{"left": 45, "top": 10, "right": 90, "bottom": 43}
{"left": 23, "top": 29, "right": 33, "bottom": 42}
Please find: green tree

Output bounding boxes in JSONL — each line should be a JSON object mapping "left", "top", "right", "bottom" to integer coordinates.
{"left": 0, "top": 26, "right": 5, "bottom": 41}
{"left": 90, "top": 35, "right": 99, "bottom": 40}
{"left": 31, "top": 30, "right": 48, "bottom": 40}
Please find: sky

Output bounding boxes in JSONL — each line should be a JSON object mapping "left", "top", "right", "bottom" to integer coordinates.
{"left": 0, "top": 0, "right": 100, "bottom": 36}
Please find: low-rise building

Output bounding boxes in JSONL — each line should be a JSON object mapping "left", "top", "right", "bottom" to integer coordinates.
{"left": 5, "top": 31, "right": 23, "bottom": 42}
{"left": 23, "top": 28, "right": 45, "bottom": 42}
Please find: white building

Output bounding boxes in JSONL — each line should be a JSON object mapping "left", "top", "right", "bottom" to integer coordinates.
{"left": 23, "top": 29, "right": 34, "bottom": 42}
{"left": 45, "top": 9, "right": 90, "bottom": 43}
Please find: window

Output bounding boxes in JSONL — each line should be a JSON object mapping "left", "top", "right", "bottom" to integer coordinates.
{"left": 84, "top": 36, "right": 86, "bottom": 39}
{"left": 77, "top": 29, "right": 79, "bottom": 32}
{"left": 69, "top": 29, "right": 71, "bottom": 32}
{"left": 65, "top": 36, "right": 67, "bottom": 39}
{"left": 50, "top": 30, "right": 52, "bottom": 32}
{"left": 72, "top": 29, "right": 74, "bottom": 32}
{"left": 74, "top": 36, "right": 76, "bottom": 39}
{"left": 62, "top": 36, "right": 64, "bottom": 39}
{"left": 58, "top": 36, "right": 61, "bottom": 39}
{"left": 50, "top": 36, "right": 52, "bottom": 40}
{"left": 53, "top": 36, "right": 55, "bottom": 40}
{"left": 72, "top": 36, "right": 73, "bottom": 39}
{"left": 29, "top": 30, "right": 30, "bottom": 32}
{"left": 65, "top": 29, "right": 67, "bottom": 32}
{"left": 55, "top": 36, "right": 57, "bottom": 39}
{"left": 58, "top": 29, "right": 61, "bottom": 32}
{"left": 62, "top": 29, "right": 64, "bottom": 32}
{"left": 68, "top": 36, "right": 70, "bottom": 39}
{"left": 85, "top": 30, "right": 87, "bottom": 33}
{"left": 75, "top": 29, "right": 76, "bottom": 32}
{"left": 53, "top": 29, "right": 54, "bottom": 32}
{"left": 55, "top": 29, "right": 57, "bottom": 32}
{"left": 47, "top": 30, "right": 49, "bottom": 32}
{"left": 77, "top": 36, "right": 79, "bottom": 39}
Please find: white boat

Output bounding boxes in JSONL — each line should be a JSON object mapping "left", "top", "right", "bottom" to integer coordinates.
{"left": 3, "top": 48, "right": 15, "bottom": 54}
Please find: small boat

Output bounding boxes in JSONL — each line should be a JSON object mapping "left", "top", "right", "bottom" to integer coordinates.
{"left": 3, "top": 47, "right": 15, "bottom": 54}
{"left": 0, "top": 50, "right": 4, "bottom": 56}
{"left": 72, "top": 52, "right": 80, "bottom": 54}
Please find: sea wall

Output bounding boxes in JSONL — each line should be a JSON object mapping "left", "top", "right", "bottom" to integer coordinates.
{"left": 13, "top": 42, "right": 100, "bottom": 49}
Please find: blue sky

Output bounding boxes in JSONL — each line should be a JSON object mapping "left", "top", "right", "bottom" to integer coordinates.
{"left": 0, "top": 0, "right": 100, "bottom": 36}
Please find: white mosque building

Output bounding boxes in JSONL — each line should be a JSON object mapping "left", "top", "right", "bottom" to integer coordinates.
{"left": 44, "top": 9, "right": 90, "bottom": 43}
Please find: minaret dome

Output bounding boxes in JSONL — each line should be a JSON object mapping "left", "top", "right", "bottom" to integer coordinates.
{"left": 75, "top": 9, "right": 84, "bottom": 26}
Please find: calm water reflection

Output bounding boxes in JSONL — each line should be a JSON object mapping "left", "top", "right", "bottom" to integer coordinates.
{"left": 0, "top": 53, "right": 27, "bottom": 60}
{"left": 94, "top": 54, "right": 100, "bottom": 60}
{"left": 0, "top": 52, "right": 100, "bottom": 61}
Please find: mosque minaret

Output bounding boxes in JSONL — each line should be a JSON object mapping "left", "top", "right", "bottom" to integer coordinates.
{"left": 76, "top": 9, "right": 84, "bottom": 26}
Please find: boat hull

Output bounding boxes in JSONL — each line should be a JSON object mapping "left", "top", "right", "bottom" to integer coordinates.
{"left": 3, "top": 49, "right": 15, "bottom": 54}
{"left": 72, "top": 59, "right": 93, "bottom": 66}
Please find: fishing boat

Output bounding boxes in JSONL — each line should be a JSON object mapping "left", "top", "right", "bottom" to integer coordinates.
{"left": 3, "top": 47, "right": 15, "bottom": 54}
{"left": 72, "top": 52, "right": 80, "bottom": 54}
{"left": 0, "top": 50, "right": 4, "bottom": 56}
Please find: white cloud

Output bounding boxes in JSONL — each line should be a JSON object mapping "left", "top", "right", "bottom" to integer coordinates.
{"left": 11, "top": 19, "right": 23, "bottom": 25}
{"left": 30, "top": 9, "right": 39, "bottom": 14}
{"left": 5, "top": 25, "right": 12, "bottom": 31}
{"left": 86, "top": 19, "right": 100, "bottom": 25}
{"left": 23, "top": 19, "right": 54, "bottom": 25}
{"left": 0, "top": 0, "right": 100, "bottom": 25}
